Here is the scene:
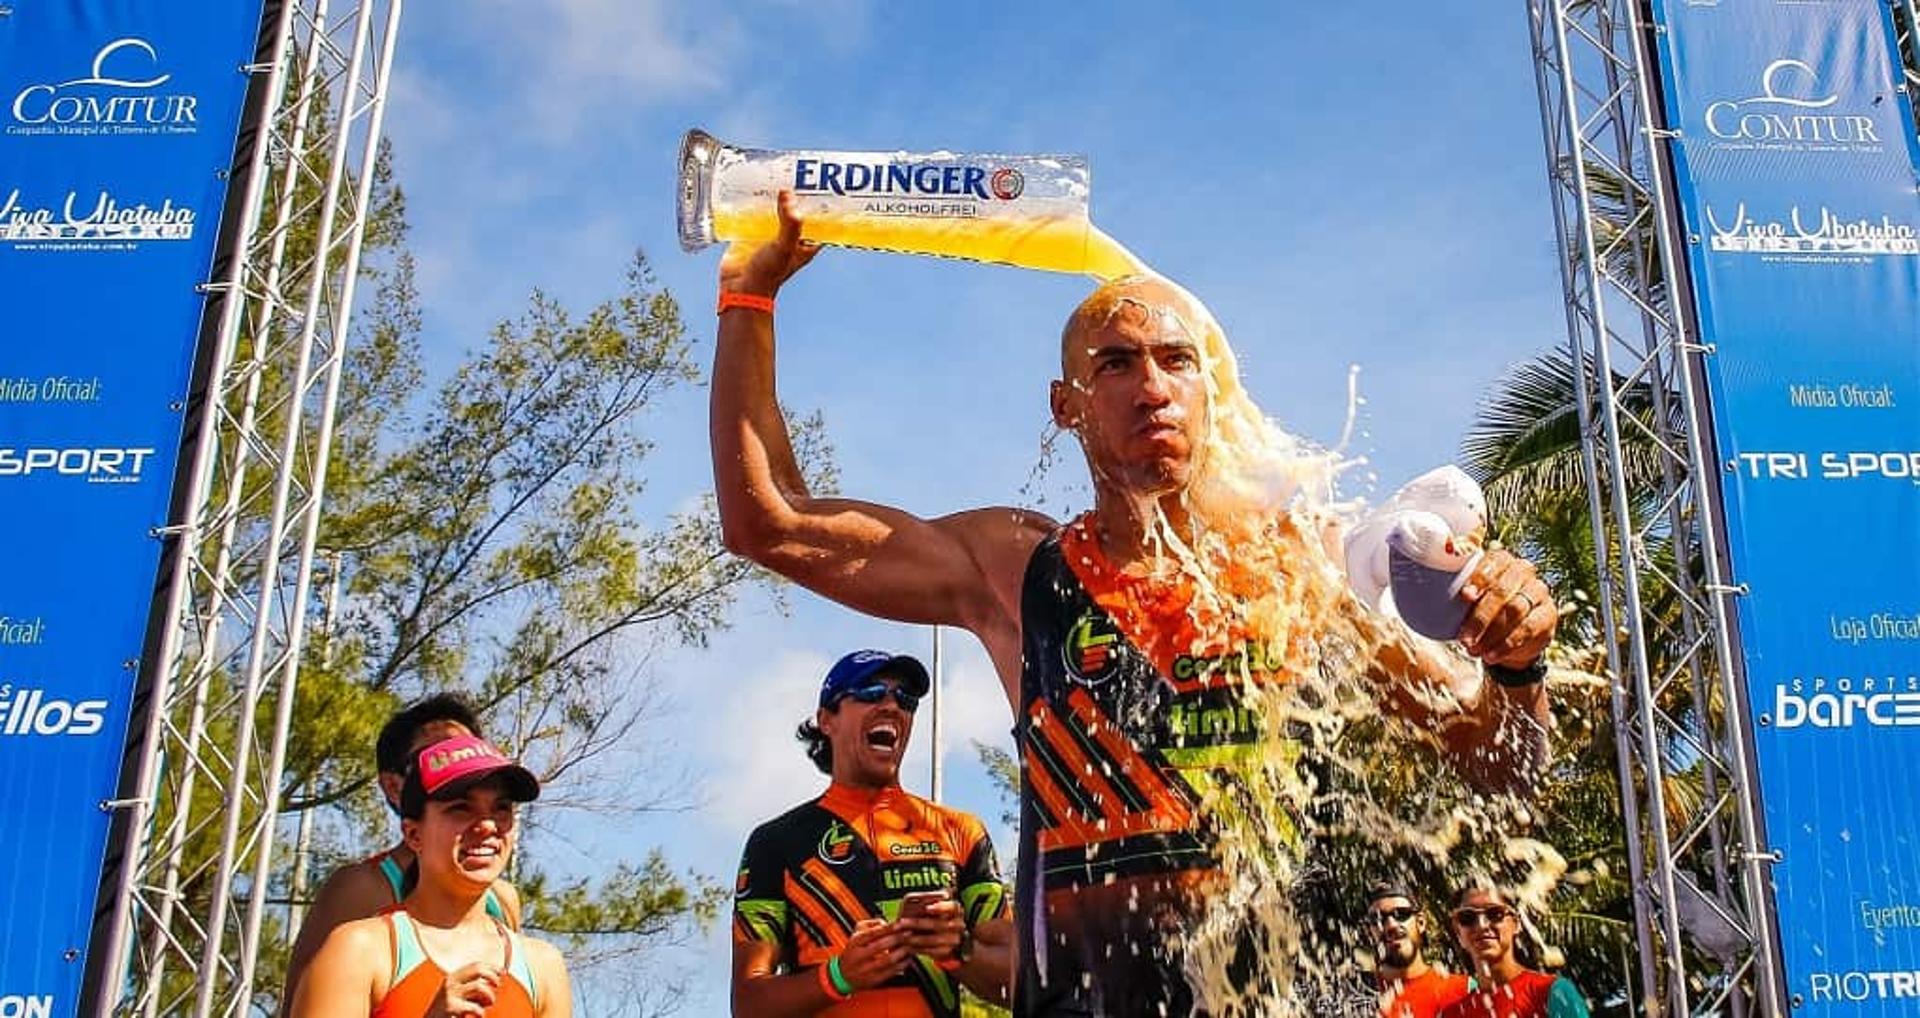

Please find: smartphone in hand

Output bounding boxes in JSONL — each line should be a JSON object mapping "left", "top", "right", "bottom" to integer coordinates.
{"left": 897, "top": 889, "right": 950, "bottom": 922}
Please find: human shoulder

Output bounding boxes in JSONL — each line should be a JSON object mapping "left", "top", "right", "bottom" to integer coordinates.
{"left": 1545, "top": 974, "right": 1590, "bottom": 1018}
{"left": 926, "top": 795, "right": 992, "bottom": 847}
{"left": 321, "top": 914, "right": 390, "bottom": 950}
{"left": 311, "top": 914, "right": 391, "bottom": 981}
{"left": 287, "top": 916, "right": 388, "bottom": 1016}
{"left": 520, "top": 935, "right": 573, "bottom": 1017}
{"left": 744, "top": 795, "right": 833, "bottom": 847}
{"left": 311, "top": 856, "right": 396, "bottom": 919}
{"left": 489, "top": 877, "right": 524, "bottom": 929}
{"left": 939, "top": 507, "right": 1054, "bottom": 572}
{"left": 521, "top": 934, "right": 568, "bottom": 977}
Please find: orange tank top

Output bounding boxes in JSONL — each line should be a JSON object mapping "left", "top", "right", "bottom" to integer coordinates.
{"left": 371, "top": 910, "right": 539, "bottom": 1018}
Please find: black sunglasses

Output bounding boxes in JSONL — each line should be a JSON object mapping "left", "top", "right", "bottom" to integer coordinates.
{"left": 1370, "top": 905, "right": 1418, "bottom": 927}
{"left": 1452, "top": 906, "right": 1514, "bottom": 928}
{"left": 832, "top": 682, "right": 920, "bottom": 713}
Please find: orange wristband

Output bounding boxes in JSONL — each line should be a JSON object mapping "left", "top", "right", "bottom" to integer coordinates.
{"left": 717, "top": 291, "right": 775, "bottom": 315}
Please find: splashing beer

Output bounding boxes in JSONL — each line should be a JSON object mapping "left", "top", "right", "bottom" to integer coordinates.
{"left": 690, "top": 128, "right": 1566, "bottom": 1016}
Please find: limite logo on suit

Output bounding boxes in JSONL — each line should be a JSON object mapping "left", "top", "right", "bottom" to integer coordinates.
{"left": 818, "top": 821, "right": 857, "bottom": 865}
{"left": 1062, "top": 607, "right": 1120, "bottom": 685}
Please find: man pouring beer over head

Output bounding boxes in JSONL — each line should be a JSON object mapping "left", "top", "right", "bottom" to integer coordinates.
{"left": 709, "top": 193, "right": 1559, "bottom": 1017}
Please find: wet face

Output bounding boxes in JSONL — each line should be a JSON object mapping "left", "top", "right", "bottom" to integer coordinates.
{"left": 1369, "top": 895, "right": 1424, "bottom": 969}
{"left": 379, "top": 719, "right": 474, "bottom": 811}
{"left": 402, "top": 776, "right": 518, "bottom": 891}
{"left": 1052, "top": 280, "right": 1209, "bottom": 498}
{"left": 818, "top": 675, "right": 918, "bottom": 788}
{"left": 1449, "top": 889, "right": 1519, "bottom": 966}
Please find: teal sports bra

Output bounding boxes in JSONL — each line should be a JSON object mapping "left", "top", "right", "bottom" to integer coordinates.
{"left": 375, "top": 851, "right": 511, "bottom": 926}
{"left": 381, "top": 910, "right": 539, "bottom": 1015}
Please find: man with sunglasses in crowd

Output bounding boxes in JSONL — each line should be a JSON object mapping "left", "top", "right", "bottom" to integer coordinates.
{"left": 1367, "top": 883, "right": 1468, "bottom": 1018}
{"left": 1439, "top": 886, "right": 1589, "bottom": 1018}
{"left": 731, "top": 649, "right": 1014, "bottom": 1016}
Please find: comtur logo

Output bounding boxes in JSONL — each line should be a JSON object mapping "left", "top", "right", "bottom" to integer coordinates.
{"left": 9, "top": 38, "right": 199, "bottom": 133}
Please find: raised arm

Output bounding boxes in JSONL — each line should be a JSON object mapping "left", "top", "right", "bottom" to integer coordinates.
{"left": 709, "top": 194, "right": 1046, "bottom": 698}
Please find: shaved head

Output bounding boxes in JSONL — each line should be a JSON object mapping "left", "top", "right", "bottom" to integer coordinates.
{"left": 1049, "top": 274, "right": 1215, "bottom": 499}
{"left": 1060, "top": 275, "right": 1204, "bottom": 374}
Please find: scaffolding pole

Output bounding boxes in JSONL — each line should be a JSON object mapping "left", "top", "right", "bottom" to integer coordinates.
{"left": 86, "top": 3, "right": 403, "bottom": 1015}
{"left": 1522, "top": 1, "right": 1785, "bottom": 1014}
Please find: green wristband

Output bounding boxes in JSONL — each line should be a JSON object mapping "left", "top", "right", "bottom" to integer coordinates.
{"left": 828, "top": 954, "right": 855, "bottom": 996}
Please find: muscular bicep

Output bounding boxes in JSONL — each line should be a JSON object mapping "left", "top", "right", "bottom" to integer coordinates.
{"left": 746, "top": 499, "right": 1047, "bottom": 634}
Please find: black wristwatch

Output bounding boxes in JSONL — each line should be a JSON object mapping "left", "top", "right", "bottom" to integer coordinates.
{"left": 953, "top": 924, "right": 975, "bottom": 964}
{"left": 1487, "top": 658, "right": 1548, "bottom": 689}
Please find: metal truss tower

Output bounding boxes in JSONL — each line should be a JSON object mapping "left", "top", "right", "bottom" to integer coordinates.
{"left": 1894, "top": 2, "right": 1920, "bottom": 132}
{"left": 84, "top": 2, "right": 403, "bottom": 1015}
{"left": 1523, "top": 2, "right": 1785, "bottom": 1015}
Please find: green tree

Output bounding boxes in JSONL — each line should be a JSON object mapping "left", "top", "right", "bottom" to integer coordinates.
{"left": 263, "top": 249, "right": 836, "bottom": 1005}
{"left": 132, "top": 89, "right": 839, "bottom": 1010}
{"left": 1459, "top": 342, "right": 1736, "bottom": 1016}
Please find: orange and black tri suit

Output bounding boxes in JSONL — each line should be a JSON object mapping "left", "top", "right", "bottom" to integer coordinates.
{"left": 733, "top": 781, "right": 1009, "bottom": 1017}
{"left": 1014, "top": 515, "right": 1315, "bottom": 1017}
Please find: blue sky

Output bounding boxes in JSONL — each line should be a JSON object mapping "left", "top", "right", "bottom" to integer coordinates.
{"left": 380, "top": 3, "right": 1568, "bottom": 1013}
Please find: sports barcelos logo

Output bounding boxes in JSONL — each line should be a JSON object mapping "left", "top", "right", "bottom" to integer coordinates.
{"left": 1062, "top": 607, "right": 1121, "bottom": 686}
{"left": 818, "top": 821, "right": 857, "bottom": 865}
{"left": 9, "top": 38, "right": 200, "bottom": 137}
{"left": 989, "top": 167, "right": 1025, "bottom": 201}
{"left": 0, "top": 685, "right": 109, "bottom": 737}
{"left": 735, "top": 867, "right": 751, "bottom": 897}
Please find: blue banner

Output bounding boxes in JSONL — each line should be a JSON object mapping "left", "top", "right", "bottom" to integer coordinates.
{"left": 1650, "top": 0, "right": 1920, "bottom": 1012}
{"left": 0, "top": 3, "right": 265, "bottom": 1012}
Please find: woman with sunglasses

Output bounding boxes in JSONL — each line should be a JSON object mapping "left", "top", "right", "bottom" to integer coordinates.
{"left": 290, "top": 735, "right": 572, "bottom": 1017}
{"left": 1438, "top": 886, "right": 1588, "bottom": 1018}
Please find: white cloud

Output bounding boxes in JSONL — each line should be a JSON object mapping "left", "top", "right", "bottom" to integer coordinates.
{"left": 693, "top": 648, "right": 834, "bottom": 831}
{"left": 917, "top": 636, "right": 1017, "bottom": 781}
{"left": 447, "top": 0, "right": 742, "bottom": 142}
{"left": 533, "top": 0, "right": 727, "bottom": 93}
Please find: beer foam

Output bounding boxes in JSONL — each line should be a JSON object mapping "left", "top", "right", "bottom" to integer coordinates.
{"left": 1074, "top": 228, "right": 1567, "bottom": 1015}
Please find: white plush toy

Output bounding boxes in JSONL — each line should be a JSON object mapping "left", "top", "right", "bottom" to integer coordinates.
{"left": 1343, "top": 465, "right": 1488, "bottom": 640}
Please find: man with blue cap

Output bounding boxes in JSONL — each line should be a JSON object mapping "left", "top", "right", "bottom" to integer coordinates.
{"left": 730, "top": 650, "right": 1014, "bottom": 1017}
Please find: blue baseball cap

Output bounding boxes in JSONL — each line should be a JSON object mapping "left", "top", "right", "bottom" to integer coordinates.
{"left": 819, "top": 649, "right": 931, "bottom": 708}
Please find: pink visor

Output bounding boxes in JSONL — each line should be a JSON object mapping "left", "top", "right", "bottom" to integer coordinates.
{"left": 400, "top": 734, "right": 540, "bottom": 817}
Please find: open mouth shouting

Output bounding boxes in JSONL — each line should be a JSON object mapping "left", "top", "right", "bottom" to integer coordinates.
{"left": 864, "top": 719, "right": 903, "bottom": 758}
